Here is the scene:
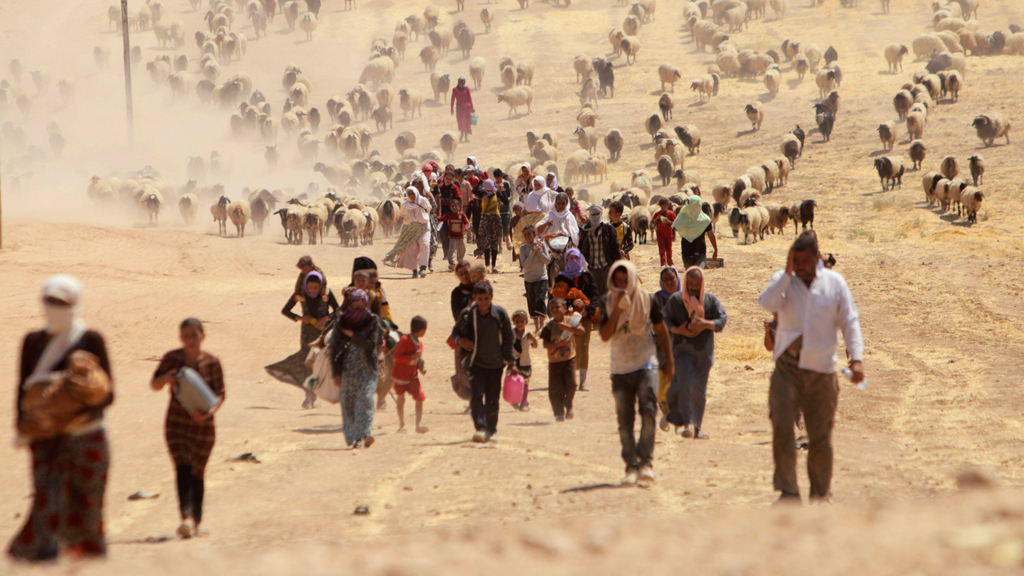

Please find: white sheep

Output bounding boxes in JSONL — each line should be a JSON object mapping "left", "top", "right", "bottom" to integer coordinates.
{"left": 497, "top": 86, "right": 533, "bottom": 117}
{"left": 227, "top": 199, "right": 251, "bottom": 237}
{"left": 299, "top": 12, "right": 317, "bottom": 41}
{"left": 359, "top": 58, "right": 395, "bottom": 88}
{"left": 884, "top": 44, "right": 908, "bottom": 73}
{"left": 469, "top": 57, "right": 486, "bottom": 90}
{"left": 211, "top": 195, "right": 231, "bottom": 235}
{"left": 573, "top": 55, "right": 592, "bottom": 82}
{"left": 658, "top": 63, "right": 682, "bottom": 92}
{"left": 763, "top": 68, "right": 781, "bottom": 95}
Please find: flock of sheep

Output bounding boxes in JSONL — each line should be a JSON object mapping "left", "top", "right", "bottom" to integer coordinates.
{"left": 4, "top": 0, "right": 1016, "bottom": 250}
{"left": 871, "top": 0, "right": 1018, "bottom": 226}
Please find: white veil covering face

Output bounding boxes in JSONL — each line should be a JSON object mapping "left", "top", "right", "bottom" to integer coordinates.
{"left": 27, "top": 275, "right": 87, "bottom": 388}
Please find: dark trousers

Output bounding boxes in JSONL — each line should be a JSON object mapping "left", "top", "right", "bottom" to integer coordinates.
{"left": 592, "top": 266, "right": 609, "bottom": 298}
{"left": 548, "top": 358, "right": 576, "bottom": 418}
{"left": 470, "top": 365, "right": 504, "bottom": 435}
{"left": 611, "top": 368, "right": 658, "bottom": 472}
{"left": 175, "top": 465, "right": 206, "bottom": 524}
{"left": 9, "top": 431, "right": 109, "bottom": 561}
{"left": 769, "top": 340, "right": 839, "bottom": 500}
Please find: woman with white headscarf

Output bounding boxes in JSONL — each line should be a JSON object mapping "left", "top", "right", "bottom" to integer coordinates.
{"left": 384, "top": 187, "right": 433, "bottom": 277}
{"left": 11, "top": 275, "right": 114, "bottom": 561}
{"left": 537, "top": 192, "right": 580, "bottom": 246}
{"left": 514, "top": 177, "right": 557, "bottom": 249}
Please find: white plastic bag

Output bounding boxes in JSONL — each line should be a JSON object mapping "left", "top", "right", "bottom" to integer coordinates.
{"left": 309, "top": 331, "right": 340, "bottom": 403}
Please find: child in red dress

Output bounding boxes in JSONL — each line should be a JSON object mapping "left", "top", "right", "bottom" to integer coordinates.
{"left": 393, "top": 316, "right": 429, "bottom": 433}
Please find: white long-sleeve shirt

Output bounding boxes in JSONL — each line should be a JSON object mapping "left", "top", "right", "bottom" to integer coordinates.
{"left": 758, "top": 267, "right": 864, "bottom": 374}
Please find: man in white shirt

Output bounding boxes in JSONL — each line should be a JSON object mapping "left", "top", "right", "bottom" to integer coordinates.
{"left": 758, "top": 231, "right": 865, "bottom": 503}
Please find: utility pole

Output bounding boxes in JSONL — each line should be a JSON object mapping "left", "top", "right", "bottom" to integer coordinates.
{"left": 121, "top": 0, "right": 135, "bottom": 143}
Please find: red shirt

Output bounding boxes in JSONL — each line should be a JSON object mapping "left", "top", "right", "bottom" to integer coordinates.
{"left": 392, "top": 335, "right": 422, "bottom": 382}
{"left": 653, "top": 209, "right": 676, "bottom": 237}
{"left": 438, "top": 212, "right": 470, "bottom": 238}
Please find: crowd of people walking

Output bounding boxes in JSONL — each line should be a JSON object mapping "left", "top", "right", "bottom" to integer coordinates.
{"left": 9, "top": 155, "right": 865, "bottom": 562}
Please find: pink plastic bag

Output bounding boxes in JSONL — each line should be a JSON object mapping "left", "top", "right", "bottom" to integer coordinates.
{"left": 502, "top": 372, "right": 525, "bottom": 405}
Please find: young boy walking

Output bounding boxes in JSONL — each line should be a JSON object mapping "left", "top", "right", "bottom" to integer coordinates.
{"left": 393, "top": 316, "right": 429, "bottom": 434}
{"left": 451, "top": 282, "right": 515, "bottom": 442}
{"left": 519, "top": 225, "right": 551, "bottom": 332}
{"left": 511, "top": 310, "right": 537, "bottom": 412}
{"left": 608, "top": 201, "right": 634, "bottom": 261}
{"left": 438, "top": 200, "right": 470, "bottom": 270}
{"left": 652, "top": 198, "right": 676, "bottom": 267}
{"left": 540, "top": 298, "right": 585, "bottom": 421}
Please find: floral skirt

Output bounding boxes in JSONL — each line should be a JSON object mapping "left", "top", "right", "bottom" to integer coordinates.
{"left": 478, "top": 214, "right": 502, "bottom": 251}
{"left": 339, "top": 344, "right": 379, "bottom": 446}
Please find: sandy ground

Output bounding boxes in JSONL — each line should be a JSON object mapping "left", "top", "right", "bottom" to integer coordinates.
{"left": 2, "top": 0, "right": 1024, "bottom": 572}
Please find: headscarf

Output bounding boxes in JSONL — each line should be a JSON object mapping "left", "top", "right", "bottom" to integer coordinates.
{"left": 466, "top": 156, "right": 477, "bottom": 169}
{"left": 656, "top": 266, "right": 680, "bottom": 301}
{"left": 524, "top": 176, "right": 555, "bottom": 213}
{"left": 585, "top": 204, "right": 603, "bottom": 229}
{"left": 338, "top": 288, "right": 371, "bottom": 329}
{"left": 402, "top": 186, "right": 431, "bottom": 223}
{"left": 607, "top": 260, "right": 652, "bottom": 337}
{"left": 304, "top": 270, "right": 325, "bottom": 298}
{"left": 538, "top": 192, "right": 580, "bottom": 245}
{"left": 672, "top": 195, "right": 712, "bottom": 243}
{"left": 483, "top": 179, "right": 496, "bottom": 197}
{"left": 562, "top": 248, "right": 587, "bottom": 279}
{"left": 27, "top": 275, "right": 87, "bottom": 388}
{"left": 546, "top": 173, "right": 561, "bottom": 191}
{"left": 682, "top": 266, "right": 706, "bottom": 320}
{"left": 421, "top": 163, "right": 433, "bottom": 176}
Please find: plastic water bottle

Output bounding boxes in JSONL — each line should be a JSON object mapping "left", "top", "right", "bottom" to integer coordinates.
{"left": 840, "top": 368, "right": 867, "bottom": 390}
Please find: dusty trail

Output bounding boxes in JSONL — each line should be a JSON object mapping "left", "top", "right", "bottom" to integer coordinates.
{"left": 3, "top": 0, "right": 1024, "bottom": 571}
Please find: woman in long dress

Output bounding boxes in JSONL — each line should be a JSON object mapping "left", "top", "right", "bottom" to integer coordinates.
{"left": 384, "top": 187, "right": 432, "bottom": 278}
{"left": 265, "top": 271, "right": 338, "bottom": 408}
{"left": 10, "top": 276, "right": 113, "bottom": 561}
{"left": 652, "top": 266, "right": 680, "bottom": 430}
{"left": 663, "top": 266, "right": 727, "bottom": 439}
{"left": 150, "top": 318, "right": 225, "bottom": 539}
{"left": 450, "top": 77, "right": 474, "bottom": 142}
{"left": 331, "top": 289, "right": 383, "bottom": 448}
{"left": 477, "top": 179, "right": 505, "bottom": 272}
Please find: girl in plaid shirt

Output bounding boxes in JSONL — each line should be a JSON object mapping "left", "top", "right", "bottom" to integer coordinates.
{"left": 151, "top": 318, "right": 225, "bottom": 539}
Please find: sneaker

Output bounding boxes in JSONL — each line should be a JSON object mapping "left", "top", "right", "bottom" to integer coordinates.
{"left": 681, "top": 424, "right": 695, "bottom": 438}
{"left": 621, "top": 470, "right": 639, "bottom": 486}
{"left": 565, "top": 409, "right": 574, "bottom": 420}
{"left": 472, "top": 430, "right": 488, "bottom": 443}
{"left": 519, "top": 404, "right": 531, "bottom": 412}
{"left": 659, "top": 413, "right": 669, "bottom": 432}
{"left": 694, "top": 430, "right": 709, "bottom": 440}
{"left": 177, "top": 520, "right": 194, "bottom": 539}
{"left": 578, "top": 384, "right": 590, "bottom": 392}
{"left": 638, "top": 466, "right": 655, "bottom": 484}
{"left": 412, "top": 270, "right": 419, "bottom": 279}
{"left": 353, "top": 439, "right": 364, "bottom": 449}
{"left": 491, "top": 267, "right": 498, "bottom": 274}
